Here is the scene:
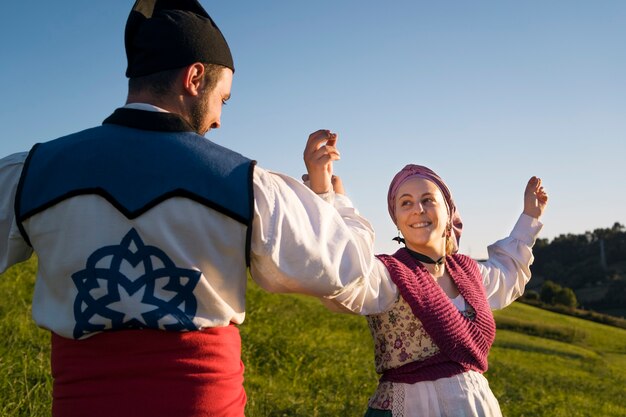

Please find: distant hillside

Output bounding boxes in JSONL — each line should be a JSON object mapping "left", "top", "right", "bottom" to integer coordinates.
{"left": 529, "top": 222, "right": 626, "bottom": 318}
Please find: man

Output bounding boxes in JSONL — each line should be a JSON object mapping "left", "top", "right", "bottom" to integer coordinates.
{"left": 0, "top": 1, "right": 375, "bottom": 416}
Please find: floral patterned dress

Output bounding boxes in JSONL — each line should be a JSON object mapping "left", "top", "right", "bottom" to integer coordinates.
{"left": 365, "top": 294, "right": 501, "bottom": 416}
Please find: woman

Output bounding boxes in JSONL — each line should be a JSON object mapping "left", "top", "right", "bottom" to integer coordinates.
{"left": 303, "top": 139, "right": 548, "bottom": 417}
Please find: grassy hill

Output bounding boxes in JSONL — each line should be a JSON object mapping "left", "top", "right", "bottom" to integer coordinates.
{"left": 1, "top": 257, "right": 625, "bottom": 416}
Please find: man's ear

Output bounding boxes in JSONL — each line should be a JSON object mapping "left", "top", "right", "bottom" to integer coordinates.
{"left": 182, "top": 62, "right": 205, "bottom": 96}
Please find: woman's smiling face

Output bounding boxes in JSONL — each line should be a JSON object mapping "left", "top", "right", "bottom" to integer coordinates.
{"left": 394, "top": 177, "right": 449, "bottom": 257}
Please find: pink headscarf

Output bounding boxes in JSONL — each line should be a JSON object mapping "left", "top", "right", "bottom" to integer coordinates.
{"left": 387, "top": 164, "right": 463, "bottom": 253}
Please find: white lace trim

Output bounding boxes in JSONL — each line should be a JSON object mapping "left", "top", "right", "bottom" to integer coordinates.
{"left": 392, "top": 382, "right": 405, "bottom": 417}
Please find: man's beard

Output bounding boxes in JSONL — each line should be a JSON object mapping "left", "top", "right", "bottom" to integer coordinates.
{"left": 188, "top": 91, "right": 210, "bottom": 135}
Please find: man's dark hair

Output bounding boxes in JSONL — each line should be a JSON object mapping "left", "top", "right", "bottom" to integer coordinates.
{"left": 128, "top": 63, "right": 225, "bottom": 97}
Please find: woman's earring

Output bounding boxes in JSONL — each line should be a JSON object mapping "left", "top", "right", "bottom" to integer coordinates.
{"left": 392, "top": 230, "right": 405, "bottom": 244}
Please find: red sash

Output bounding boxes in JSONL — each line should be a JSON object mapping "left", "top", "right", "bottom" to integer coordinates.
{"left": 51, "top": 326, "right": 245, "bottom": 417}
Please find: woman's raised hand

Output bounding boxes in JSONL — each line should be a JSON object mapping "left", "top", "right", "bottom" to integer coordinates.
{"left": 523, "top": 176, "right": 549, "bottom": 219}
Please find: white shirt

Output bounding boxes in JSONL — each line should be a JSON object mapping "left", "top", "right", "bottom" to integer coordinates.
{"left": 315, "top": 211, "right": 542, "bottom": 417}
{"left": 321, "top": 213, "right": 542, "bottom": 314}
{"left": 0, "top": 148, "right": 377, "bottom": 335}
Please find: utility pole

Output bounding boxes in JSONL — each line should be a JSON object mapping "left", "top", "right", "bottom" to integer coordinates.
{"left": 599, "top": 238, "right": 607, "bottom": 271}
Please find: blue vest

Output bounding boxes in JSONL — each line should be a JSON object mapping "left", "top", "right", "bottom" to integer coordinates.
{"left": 15, "top": 117, "right": 255, "bottom": 263}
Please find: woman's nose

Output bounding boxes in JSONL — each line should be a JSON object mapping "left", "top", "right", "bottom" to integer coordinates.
{"left": 413, "top": 202, "right": 425, "bottom": 214}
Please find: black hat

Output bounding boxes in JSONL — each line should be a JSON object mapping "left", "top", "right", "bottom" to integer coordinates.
{"left": 125, "top": 0, "right": 234, "bottom": 78}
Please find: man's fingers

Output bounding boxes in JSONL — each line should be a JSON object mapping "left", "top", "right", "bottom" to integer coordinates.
{"left": 525, "top": 176, "right": 543, "bottom": 196}
{"left": 325, "top": 134, "right": 337, "bottom": 148}
{"left": 304, "top": 130, "right": 338, "bottom": 155}
{"left": 308, "top": 146, "right": 340, "bottom": 163}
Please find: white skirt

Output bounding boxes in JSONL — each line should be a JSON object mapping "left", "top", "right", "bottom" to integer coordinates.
{"left": 389, "top": 371, "right": 503, "bottom": 417}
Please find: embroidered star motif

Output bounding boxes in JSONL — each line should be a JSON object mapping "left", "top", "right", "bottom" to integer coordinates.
{"left": 72, "top": 228, "right": 201, "bottom": 338}
{"left": 106, "top": 286, "right": 154, "bottom": 326}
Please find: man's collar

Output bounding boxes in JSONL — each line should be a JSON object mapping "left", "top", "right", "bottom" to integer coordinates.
{"left": 103, "top": 107, "right": 197, "bottom": 133}
{"left": 123, "top": 102, "right": 170, "bottom": 113}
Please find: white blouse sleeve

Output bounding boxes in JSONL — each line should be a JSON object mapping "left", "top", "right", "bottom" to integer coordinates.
{"left": 319, "top": 213, "right": 544, "bottom": 315}
{"left": 319, "top": 258, "right": 399, "bottom": 315}
{"left": 249, "top": 167, "right": 382, "bottom": 299}
{"left": 478, "top": 213, "right": 543, "bottom": 310}
{"left": 0, "top": 152, "right": 34, "bottom": 274}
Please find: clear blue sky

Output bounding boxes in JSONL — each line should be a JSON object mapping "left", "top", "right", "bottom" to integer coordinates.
{"left": 1, "top": 1, "right": 624, "bottom": 258}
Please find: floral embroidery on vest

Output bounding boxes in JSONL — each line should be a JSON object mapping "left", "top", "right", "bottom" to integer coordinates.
{"left": 366, "top": 295, "right": 439, "bottom": 374}
{"left": 365, "top": 250, "right": 497, "bottom": 409}
{"left": 368, "top": 381, "right": 394, "bottom": 410}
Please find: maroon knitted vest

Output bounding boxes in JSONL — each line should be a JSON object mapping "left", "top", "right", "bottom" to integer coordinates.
{"left": 376, "top": 249, "right": 496, "bottom": 383}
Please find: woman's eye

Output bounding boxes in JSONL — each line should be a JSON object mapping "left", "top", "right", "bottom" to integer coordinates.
{"left": 401, "top": 200, "right": 412, "bottom": 207}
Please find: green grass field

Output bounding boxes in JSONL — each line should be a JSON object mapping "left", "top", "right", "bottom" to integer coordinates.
{"left": 1, "top": 257, "right": 625, "bottom": 416}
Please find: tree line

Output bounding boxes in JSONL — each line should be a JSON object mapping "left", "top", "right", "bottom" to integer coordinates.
{"left": 525, "top": 222, "right": 626, "bottom": 315}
